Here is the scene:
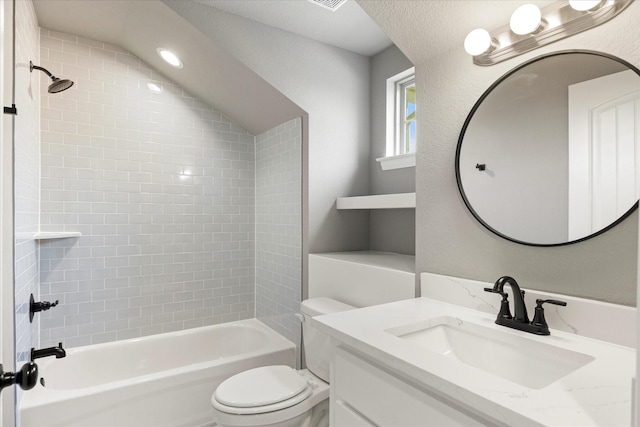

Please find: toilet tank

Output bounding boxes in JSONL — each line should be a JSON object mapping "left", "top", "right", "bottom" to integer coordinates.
{"left": 300, "top": 297, "right": 355, "bottom": 383}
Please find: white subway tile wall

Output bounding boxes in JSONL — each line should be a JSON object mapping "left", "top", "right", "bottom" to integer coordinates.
{"left": 14, "top": 0, "right": 41, "bottom": 363}
{"left": 255, "top": 118, "right": 302, "bottom": 354}
{"left": 38, "top": 29, "right": 257, "bottom": 347}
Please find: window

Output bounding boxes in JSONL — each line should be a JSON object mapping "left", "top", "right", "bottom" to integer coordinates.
{"left": 378, "top": 67, "right": 416, "bottom": 171}
{"left": 397, "top": 74, "right": 416, "bottom": 155}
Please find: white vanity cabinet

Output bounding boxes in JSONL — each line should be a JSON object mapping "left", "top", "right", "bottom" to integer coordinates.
{"left": 316, "top": 297, "right": 635, "bottom": 426}
{"left": 330, "top": 346, "right": 490, "bottom": 427}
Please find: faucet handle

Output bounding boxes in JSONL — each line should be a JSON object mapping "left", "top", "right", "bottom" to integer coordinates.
{"left": 29, "top": 294, "right": 60, "bottom": 323}
{"left": 531, "top": 299, "right": 567, "bottom": 335}
{"left": 483, "top": 288, "right": 513, "bottom": 320}
{"left": 536, "top": 299, "right": 567, "bottom": 307}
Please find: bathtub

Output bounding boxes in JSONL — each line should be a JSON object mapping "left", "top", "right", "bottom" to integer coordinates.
{"left": 20, "top": 319, "right": 296, "bottom": 427}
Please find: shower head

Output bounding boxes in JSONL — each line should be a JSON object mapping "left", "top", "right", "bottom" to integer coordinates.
{"left": 30, "top": 61, "right": 74, "bottom": 93}
{"left": 47, "top": 77, "right": 74, "bottom": 94}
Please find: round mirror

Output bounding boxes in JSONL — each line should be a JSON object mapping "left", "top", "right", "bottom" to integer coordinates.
{"left": 456, "top": 51, "right": 640, "bottom": 246}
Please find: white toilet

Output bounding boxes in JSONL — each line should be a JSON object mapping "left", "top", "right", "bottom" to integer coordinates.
{"left": 211, "top": 297, "right": 354, "bottom": 427}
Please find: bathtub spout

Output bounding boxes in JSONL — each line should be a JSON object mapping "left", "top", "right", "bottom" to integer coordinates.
{"left": 31, "top": 343, "right": 66, "bottom": 361}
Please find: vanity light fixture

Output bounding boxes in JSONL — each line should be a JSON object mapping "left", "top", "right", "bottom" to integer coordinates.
{"left": 464, "top": 0, "right": 632, "bottom": 66}
{"left": 157, "top": 48, "right": 183, "bottom": 68}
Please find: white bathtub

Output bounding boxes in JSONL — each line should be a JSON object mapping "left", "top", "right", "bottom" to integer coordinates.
{"left": 20, "top": 319, "right": 296, "bottom": 427}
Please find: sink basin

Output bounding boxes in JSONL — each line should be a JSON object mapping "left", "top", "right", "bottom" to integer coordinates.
{"left": 386, "top": 316, "right": 594, "bottom": 389}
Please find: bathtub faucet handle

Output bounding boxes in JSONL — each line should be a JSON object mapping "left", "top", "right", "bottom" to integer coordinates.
{"left": 29, "top": 293, "right": 60, "bottom": 323}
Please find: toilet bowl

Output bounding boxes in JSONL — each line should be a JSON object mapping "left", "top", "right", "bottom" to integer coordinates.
{"left": 211, "top": 366, "right": 328, "bottom": 427}
{"left": 211, "top": 298, "right": 354, "bottom": 427}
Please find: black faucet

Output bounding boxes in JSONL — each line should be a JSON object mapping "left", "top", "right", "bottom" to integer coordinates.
{"left": 484, "top": 276, "right": 566, "bottom": 335}
{"left": 31, "top": 343, "right": 66, "bottom": 361}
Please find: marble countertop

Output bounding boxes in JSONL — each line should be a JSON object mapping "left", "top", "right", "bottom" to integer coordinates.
{"left": 313, "top": 297, "right": 635, "bottom": 427}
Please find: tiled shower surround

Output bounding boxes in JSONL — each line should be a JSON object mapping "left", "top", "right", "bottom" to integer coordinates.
{"left": 255, "top": 118, "right": 302, "bottom": 349}
{"left": 37, "top": 29, "right": 301, "bottom": 348}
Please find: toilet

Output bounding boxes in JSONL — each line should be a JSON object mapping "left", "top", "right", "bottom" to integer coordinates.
{"left": 211, "top": 297, "right": 355, "bottom": 427}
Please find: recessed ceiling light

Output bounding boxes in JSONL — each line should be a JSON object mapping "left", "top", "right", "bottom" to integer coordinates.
{"left": 157, "top": 48, "right": 183, "bottom": 68}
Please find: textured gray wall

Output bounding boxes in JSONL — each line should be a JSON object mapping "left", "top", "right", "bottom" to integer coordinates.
{"left": 369, "top": 45, "right": 415, "bottom": 255}
{"left": 415, "top": 3, "right": 640, "bottom": 305}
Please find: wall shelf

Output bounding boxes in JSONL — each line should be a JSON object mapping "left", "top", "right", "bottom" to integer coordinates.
{"left": 34, "top": 232, "right": 82, "bottom": 241}
{"left": 336, "top": 193, "right": 416, "bottom": 210}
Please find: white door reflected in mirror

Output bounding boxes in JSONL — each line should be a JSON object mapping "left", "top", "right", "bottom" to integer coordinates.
{"left": 568, "top": 70, "right": 640, "bottom": 241}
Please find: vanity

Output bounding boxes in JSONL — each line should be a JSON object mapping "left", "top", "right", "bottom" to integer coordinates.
{"left": 313, "top": 291, "right": 635, "bottom": 426}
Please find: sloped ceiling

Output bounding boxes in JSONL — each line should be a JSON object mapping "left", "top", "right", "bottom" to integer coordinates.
{"left": 33, "top": 0, "right": 305, "bottom": 135}
{"left": 33, "top": 0, "right": 560, "bottom": 133}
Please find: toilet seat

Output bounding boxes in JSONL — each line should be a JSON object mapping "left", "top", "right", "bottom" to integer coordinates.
{"left": 213, "top": 366, "right": 312, "bottom": 415}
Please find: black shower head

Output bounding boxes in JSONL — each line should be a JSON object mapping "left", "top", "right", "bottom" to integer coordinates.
{"left": 30, "top": 61, "right": 74, "bottom": 93}
{"left": 47, "top": 77, "right": 74, "bottom": 94}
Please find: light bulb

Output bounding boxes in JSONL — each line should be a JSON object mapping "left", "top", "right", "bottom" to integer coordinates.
{"left": 510, "top": 4, "right": 542, "bottom": 35}
{"left": 157, "top": 48, "right": 183, "bottom": 68}
{"left": 568, "top": 0, "right": 604, "bottom": 11}
{"left": 464, "top": 29, "right": 494, "bottom": 56}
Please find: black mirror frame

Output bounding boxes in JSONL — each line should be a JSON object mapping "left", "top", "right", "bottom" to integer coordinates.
{"left": 455, "top": 50, "right": 640, "bottom": 247}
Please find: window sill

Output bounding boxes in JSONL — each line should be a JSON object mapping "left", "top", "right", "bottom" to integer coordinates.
{"left": 376, "top": 153, "right": 415, "bottom": 171}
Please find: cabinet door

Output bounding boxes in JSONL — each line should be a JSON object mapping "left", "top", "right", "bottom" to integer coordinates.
{"left": 332, "top": 346, "right": 489, "bottom": 427}
{"left": 333, "top": 400, "right": 375, "bottom": 427}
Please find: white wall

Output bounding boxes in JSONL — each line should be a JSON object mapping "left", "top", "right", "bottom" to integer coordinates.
{"left": 163, "top": 1, "right": 372, "bottom": 255}
{"left": 414, "top": 2, "right": 640, "bottom": 304}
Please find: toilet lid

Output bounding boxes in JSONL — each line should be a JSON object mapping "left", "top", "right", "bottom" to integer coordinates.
{"left": 214, "top": 366, "right": 310, "bottom": 408}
